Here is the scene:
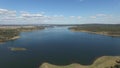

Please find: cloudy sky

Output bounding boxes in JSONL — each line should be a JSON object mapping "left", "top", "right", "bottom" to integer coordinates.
{"left": 0, "top": 0, "right": 120, "bottom": 24}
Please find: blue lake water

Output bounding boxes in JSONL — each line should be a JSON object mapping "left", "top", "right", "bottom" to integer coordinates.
{"left": 0, "top": 27, "right": 120, "bottom": 68}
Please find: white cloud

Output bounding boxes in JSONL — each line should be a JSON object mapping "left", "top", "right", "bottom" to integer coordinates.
{"left": 96, "top": 14, "right": 106, "bottom": 17}
{"left": 90, "top": 16, "right": 97, "bottom": 19}
{"left": 0, "top": 9, "right": 9, "bottom": 14}
{"left": 21, "top": 13, "right": 43, "bottom": 18}
{"left": 0, "top": 8, "right": 119, "bottom": 24}
{"left": 77, "top": 16, "right": 82, "bottom": 19}
{"left": 90, "top": 14, "right": 113, "bottom": 19}
{"left": 70, "top": 16, "right": 75, "bottom": 18}
{"left": 88, "top": 14, "right": 120, "bottom": 24}
{"left": 0, "top": 8, "right": 16, "bottom": 17}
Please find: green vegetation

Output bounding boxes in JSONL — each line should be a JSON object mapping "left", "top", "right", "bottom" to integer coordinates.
{"left": 0, "top": 26, "right": 45, "bottom": 42}
{"left": 40, "top": 56, "right": 120, "bottom": 68}
{"left": 0, "top": 29, "right": 20, "bottom": 42}
{"left": 69, "top": 24, "right": 120, "bottom": 36}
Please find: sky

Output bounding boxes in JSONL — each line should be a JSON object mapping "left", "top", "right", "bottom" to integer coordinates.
{"left": 0, "top": 0, "right": 120, "bottom": 24}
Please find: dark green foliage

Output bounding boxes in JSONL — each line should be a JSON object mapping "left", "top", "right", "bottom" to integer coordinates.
{"left": 0, "top": 29, "right": 20, "bottom": 42}
{"left": 0, "top": 26, "right": 45, "bottom": 42}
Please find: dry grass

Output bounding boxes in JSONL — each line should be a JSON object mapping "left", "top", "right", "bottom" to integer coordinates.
{"left": 40, "top": 56, "right": 120, "bottom": 68}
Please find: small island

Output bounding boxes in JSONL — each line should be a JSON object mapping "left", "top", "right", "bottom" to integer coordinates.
{"left": 69, "top": 24, "right": 120, "bottom": 37}
{"left": 8, "top": 47, "right": 27, "bottom": 51}
{"left": 40, "top": 56, "right": 120, "bottom": 68}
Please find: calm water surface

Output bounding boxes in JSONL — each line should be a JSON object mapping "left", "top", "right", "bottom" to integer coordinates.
{"left": 0, "top": 27, "right": 120, "bottom": 68}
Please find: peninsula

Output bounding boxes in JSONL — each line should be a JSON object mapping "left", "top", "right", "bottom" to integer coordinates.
{"left": 0, "top": 25, "right": 45, "bottom": 43}
{"left": 69, "top": 24, "right": 120, "bottom": 37}
{"left": 40, "top": 56, "right": 120, "bottom": 68}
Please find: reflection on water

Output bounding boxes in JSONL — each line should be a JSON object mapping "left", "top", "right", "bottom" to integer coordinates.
{"left": 0, "top": 27, "right": 120, "bottom": 68}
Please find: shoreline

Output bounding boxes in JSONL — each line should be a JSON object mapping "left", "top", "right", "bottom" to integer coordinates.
{"left": 0, "top": 26, "right": 45, "bottom": 43}
{"left": 10, "top": 36, "right": 20, "bottom": 40}
{"left": 0, "top": 36, "right": 20, "bottom": 43}
{"left": 40, "top": 56, "right": 120, "bottom": 68}
{"left": 70, "top": 29, "right": 120, "bottom": 37}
